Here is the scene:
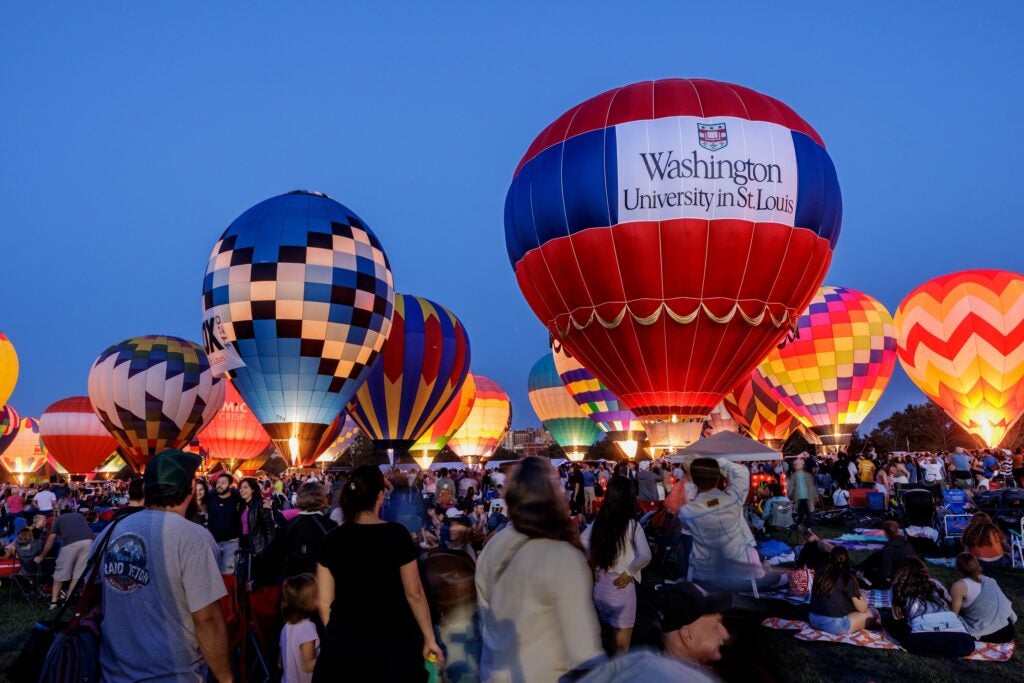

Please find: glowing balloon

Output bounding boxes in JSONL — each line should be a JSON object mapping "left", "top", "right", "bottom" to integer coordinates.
{"left": 549, "top": 341, "right": 646, "bottom": 459}
{"left": 0, "top": 333, "right": 17, "bottom": 409}
{"left": 528, "top": 355, "right": 603, "bottom": 459}
{"left": 196, "top": 382, "right": 272, "bottom": 471}
{"left": 347, "top": 294, "right": 471, "bottom": 458}
{"left": 301, "top": 412, "right": 348, "bottom": 467}
{"left": 411, "top": 373, "right": 477, "bottom": 466}
{"left": 505, "top": 78, "right": 841, "bottom": 450}
{"left": 39, "top": 397, "right": 118, "bottom": 474}
{"left": 894, "top": 269, "right": 1024, "bottom": 447}
{"left": 722, "top": 370, "right": 802, "bottom": 450}
{"left": 0, "top": 404, "right": 20, "bottom": 455}
{"left": 316, "top": 421, "right": 362, "bottom": 465}
{"left": 706, "top": 403, "right": 740, "bottom": 435}
{"left": 758, "top": 286, "right": 897, "bottom": 448}
{"left": 88, "top": 335, "right": 226, "bottom": 470}
{"left": 448, "top": 375, "right": 511, "bottom": 464}
{"left": 201, "top": 190, "right": 395, "bottom": 466}
{"left": 0, "top": 418, "right": 46, "bottom": 476}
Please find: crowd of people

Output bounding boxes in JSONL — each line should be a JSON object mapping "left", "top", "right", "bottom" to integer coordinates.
{"left": 0, "top": 442, "right": 1020, "bottom": 682}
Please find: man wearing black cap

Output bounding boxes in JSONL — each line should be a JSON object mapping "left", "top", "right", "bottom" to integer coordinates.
{"left": 93, "top": 449, "right": 233, "bottom": 682}
{"left": 569, "top": 582, "right": 730, "bottom": 682}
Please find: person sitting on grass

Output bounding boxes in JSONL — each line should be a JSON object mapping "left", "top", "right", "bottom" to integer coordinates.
{"left": 962, "top": 512, "right": 1009, "bottom": 567}
{"left": 950, "top": 552, "right": 1018, "bottom": 643}
{"left": 854, "top": 520, "right": 916, "bottom": 589}
{"left": 886, "top": 558, "right": 975, "bottom": 658}
{"left": 808, "top": 546, "right": 879, "bottom": 635}
{"left": 761, "top": 484, "right": 792, "bottom": 531}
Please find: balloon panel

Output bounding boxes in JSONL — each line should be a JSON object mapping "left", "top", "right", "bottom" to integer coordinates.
{"left": 0, "top": 404, "right": 20, "bottom": 454}
{"left": 723, "top": 370, "right": 800, "bottom": 446}
{"left": 758, "top": 286, "right": 897, "bottom": 446}
{"left": 88, "top": 335, "right": 226, "bottom": 467}
{"left": 0, "top": 417, "right": 47, "bottom": 474}
{"left": 448, "top": 375, "right": 511, "bottom": 461}
{"left": 505, "top": 79, "right": 841, "bottom": 424}
{"left": 347, "top": 294, "right": 471, "bottom": 449}
{"left": 0, "top": 333, "right": 17, "bottom": 408}
{"left": 895, "top": 269, "right": 1024, "bottom": 447}
{"left": 527, "top": 355, "right": 602, "bottom": 450}
{"left": 39, "top": 396, "right": 117, "bottom": 474}
{"left": 412, "top": 373, "right": 477, "bottom": 454}
{"left": 197, "top": 382, "right": 272, "bottom": 463}
{"left": 551, "top": 341, "right": 644, "bottom": 435}
{"left": 201, "top": 190, "right": 394, "bottom": 464}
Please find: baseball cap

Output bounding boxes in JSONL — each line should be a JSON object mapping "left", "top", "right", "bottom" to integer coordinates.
{"left": 144, "top": 449, "right": 202, "bottom": 493}
{"left": 445, "top": 507, "right": 464, "bottom": 519}
{"left": 657, "top": 582, "right": 733, "bottom": 632}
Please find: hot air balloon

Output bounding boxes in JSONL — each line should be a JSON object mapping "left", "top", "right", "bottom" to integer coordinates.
{"left": 195, "top": 382, "right": 272, "bottom": 473}
{"left": 706, "top": 402, "right": 740, "bottom": 435}
{"left": 550, "top": 342, "right": 645, "bottom": 459}
{"left": 504, "top": 78, "right": 841, "bottom": 453}
{"left": 758, "top": 286, "right": 897, "bottom": 448}
{"left": 411, "top": 373, "right": 477, "bottom": 469}
{"left": 88, "top": 335, "right": 226, "bottom": 471}
{"left": 201, "top": 190, "right": 395, "bottom": 467}
{"left": 300, "top": 412, "right": 349, "bottom": 467}
{"left": 528, "top": 355, "right": 603, "bottom": 460}
{"left": 347, "top": 294, "right": 471, "bottom": 464}
{"left": 0, "top": 404, "right": 20, "bottom": 455}
{"left": 0, "top": 418, "right": 47, "bottom": 480}
{"left": 722, "top": 370, "right": 802, "bottom": 450}
{"left": 894, "top": 269, "right": 1024, "bottom": 448}
{"left": 39, "top": 397, "right": 118, "bottom": 474}
{"left": 448, "top": 375, "right": 511, "bottom": 465}
{"left": 0, "top": 333, "right": 16, "bottom": 409}
{"left": 316, "top": 421, "right": 362, "bottom": 467}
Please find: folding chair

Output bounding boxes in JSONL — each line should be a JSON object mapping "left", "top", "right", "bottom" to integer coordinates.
{"left": 766, "top": 502, "right": 800, "bottom": 544}
{"left": 1010, "top": 518, "right": 1024, "bottom": 570}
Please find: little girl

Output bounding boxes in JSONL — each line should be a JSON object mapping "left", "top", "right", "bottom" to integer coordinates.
{"left": 279, "top": 573, "right": 319, "bottom": 683}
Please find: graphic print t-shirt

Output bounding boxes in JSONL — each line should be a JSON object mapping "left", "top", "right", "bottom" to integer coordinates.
{"left": 95, "top": 509, "right": 226, "bottom": 683}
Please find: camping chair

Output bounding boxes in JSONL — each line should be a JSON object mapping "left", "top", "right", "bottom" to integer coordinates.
{"left": 766, "top": 502, "right": 800, "bottom": 543}
{"left": 1010, "top": 518, "right": 1024, "bottom": 570}
{"left": 943, "top": 514, "right": 972, "bottom": 541}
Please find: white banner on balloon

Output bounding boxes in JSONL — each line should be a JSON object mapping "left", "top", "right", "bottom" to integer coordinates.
{"left": 201, "top": 313, "right": 246, "bottom": 377}
{"left": 615, "top": 116, "right": 799, "bottom": 225}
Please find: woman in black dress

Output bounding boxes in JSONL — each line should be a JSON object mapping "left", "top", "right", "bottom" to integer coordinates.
{"left": 314, "top": 465, "right": 442, "bottom": 681}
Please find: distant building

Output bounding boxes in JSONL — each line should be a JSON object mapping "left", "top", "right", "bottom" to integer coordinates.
{"left": 504, "top": 427, "right": 554, "bottom": 456}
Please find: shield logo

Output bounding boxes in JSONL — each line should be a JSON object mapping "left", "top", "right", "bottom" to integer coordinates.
{"left": 697, "top": 122, "right": 728, "bottom": 151}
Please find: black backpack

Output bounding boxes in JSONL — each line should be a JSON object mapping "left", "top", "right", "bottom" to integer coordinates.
{"left": 283, "top": 514, "right": 334, "bottom": 576}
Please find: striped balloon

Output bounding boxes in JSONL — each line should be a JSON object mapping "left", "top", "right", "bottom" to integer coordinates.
{"left": 448, "top": 376, "right": 511, "bottom": 464}
{"left": 723, "top": 370, "right": 802, "bottom": 449}
{"left": 758, "top": 286, "right": 897, "bottom": 448}
{"left": 0, "top": 417, "right": 47, "bottom": 475}
{"left": 347, "top": 294, "right": 471, "bottom": 457}
{"left": 528, "top": 354, "right": 603, "bottom": 458}
{"left": 706, "top": 402, "right": 740, "bottom": 435}
{"left": 895, "top": 269, "right": 1024, "bottom": 447}
{"left": 40, "top": 397, "right": 118, "bottom": 474}
{"left": 0, "top": 404, "right": 20, "bottom": 455}
{"left": 317, "top": 421, "right": 363, "bottom": 464}
{"left": 0, "top": 333, "right": 16, "bottom": 409}
{"left": 551, "top": 341, "right": 645, "bottom": 458}
{"left": 411, "top": 373, "right": 477, "bottom": 459}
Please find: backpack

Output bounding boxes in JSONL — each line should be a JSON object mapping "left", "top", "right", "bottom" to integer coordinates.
{"left": 284, "top": 514, "right": 332, "bottom": 576}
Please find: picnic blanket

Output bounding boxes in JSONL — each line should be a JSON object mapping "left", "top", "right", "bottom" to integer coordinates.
{"left": 741, "top": 589, "right": 892, "bottom": 609}
{"left": 925, "top": 556, "right": 958, "bottom": 568}
{"left": 762, "top": 618, "right": 1015, "bottom": 662}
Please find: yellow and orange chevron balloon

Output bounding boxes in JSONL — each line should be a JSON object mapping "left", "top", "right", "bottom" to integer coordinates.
{"left": 448, "top": 375, "right": 511, "bottom": 464}
{"left": 723, "top": 370, "right": 802, "bottom": 450}
{"left": 895, "top": 269, "right": 1024, "bottom": 447}
{"left": 758, "top": 286, "right": 898, "bottom": 448}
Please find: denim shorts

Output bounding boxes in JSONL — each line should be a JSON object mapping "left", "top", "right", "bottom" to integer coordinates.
{"left": 809, "top": 612, "right": 852, "bottom": 635}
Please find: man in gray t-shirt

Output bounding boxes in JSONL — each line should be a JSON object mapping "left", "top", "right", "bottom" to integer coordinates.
{"left": 35, "top": 510, "right": 95, "bottom": 608}
{"left": 94, "top": 449, "right": 232, "bottom": 682}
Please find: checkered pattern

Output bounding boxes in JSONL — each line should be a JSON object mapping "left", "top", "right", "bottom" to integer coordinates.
{"left": 757, "top": 286, "right": 897, "bottom": 446}
{"left": 201, "top": 191, "right": 394, "bottom": 460}
{"left": 87, "top": 335, "right": 226, "bottom": 469}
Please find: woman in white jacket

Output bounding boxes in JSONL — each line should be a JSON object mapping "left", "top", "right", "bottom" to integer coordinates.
{"left": 581, "top": 476, "right": 652, "bottom": 653}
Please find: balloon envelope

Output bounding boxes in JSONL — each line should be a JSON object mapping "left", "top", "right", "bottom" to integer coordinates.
{"left": 894, "top": 269, "right": 1024, "bottom": 447}
{"left": 0, "top": 417, "right": 47, "bottom": 475}
{"left": 196, "top": 381, "right": 272, "bottom": 466}
{"left": 505, "top": 78, "right": 841, "bottom": 442}
{"left": 0, "top": 333, "right": 17, "bottom": 409}
{"left": 723, "top": 370, "right": 801, "bottom": 449}
{"left": 347, "top": 294, "right": 471, "bottom": 453}
{"left": 412, "top": 373, "right": 477, "bottom": 456}
{"left": 0, "top": 404, "right": 20, "bottom": 455}
{"left": 448, "top": 376, "right": 511, "bottom": 462}
{"left": 758, "top": 286, "right": 897, "bottom": 447}
{"left": 40, "top": 397, "right": 118, "bottom": 474}
{"left": 528, "top": 354, "right": 602, "bottom": 455}
{"left": 201, "top": 190, "right": 395, "bottom": 466}
{"left": 88, "top": 335, "right": 226, "bottom": 470}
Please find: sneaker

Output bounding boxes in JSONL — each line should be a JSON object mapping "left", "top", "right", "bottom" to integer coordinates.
{"left": 49, "top": 602, "right": 58, "bottom": 610}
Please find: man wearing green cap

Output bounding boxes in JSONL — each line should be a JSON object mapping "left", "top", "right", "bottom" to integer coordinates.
{"left": 93, "top": 449, "right": 233, "bottom": 682}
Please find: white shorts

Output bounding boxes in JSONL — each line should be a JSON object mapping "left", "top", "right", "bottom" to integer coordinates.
{"left": 54, "top": 539, "right": 93, "bottom": 582}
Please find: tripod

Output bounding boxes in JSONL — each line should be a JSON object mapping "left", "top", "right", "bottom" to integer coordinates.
{"left": 234, "top": 550, "right": 272, "bottom": 683}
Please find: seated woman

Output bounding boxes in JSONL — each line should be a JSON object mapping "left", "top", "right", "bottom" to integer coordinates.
{"left": 962, "top": 512, "right": 1009, "bottom": 567}
{"left": 808, "top": 546, "right": 879, "bottom": 635}
{"left": 887, "top": 558, "right": 975, "bottom": 657}
{"left": 950, "top": 553, "right": 1018, "bottom": 643}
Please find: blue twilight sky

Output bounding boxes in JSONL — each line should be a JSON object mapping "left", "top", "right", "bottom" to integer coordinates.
{"left": 2, "top": 3, "right": 1022, "bottom": 434}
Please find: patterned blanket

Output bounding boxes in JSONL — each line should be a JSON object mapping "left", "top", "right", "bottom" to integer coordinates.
{"left": 744, "top": 589, "right": 892, "bottom": 609}
{"left": 762, "top": 618, "right": 1015, "bottom": 662}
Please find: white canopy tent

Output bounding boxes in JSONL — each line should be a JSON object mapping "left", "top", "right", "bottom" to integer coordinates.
{"left": 664, "top": 431, "right": 782, "bottom": 464}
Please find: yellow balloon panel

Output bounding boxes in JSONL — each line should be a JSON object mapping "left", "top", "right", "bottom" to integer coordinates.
{"left": 448, "top": 375, "right": 511, "bottom": 461}
{"left": 0, "top": 333, "right": 18, "bottom": 408}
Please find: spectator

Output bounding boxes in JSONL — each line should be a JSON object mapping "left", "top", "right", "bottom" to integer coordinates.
{"left": 962, "top": 512, "right": 1009, "bottom": 566}
{"left": 314, "top": 465, "right": 442, "bottom": 681}
{"left": 283, "top": 482, "right": 338, "bottom": 577}
{"left": 279, "top": 573, "right": 319, "bottom": 683}
{"left": 436, "top": 468, "right": 456, "bottom": 508}
{"left": 191, "top": 478, "right": 210, "bottom": 526}
{"left": 636, "top": 462, "right": 664, "bottom": 506}
{"left": 34, "top": 508, "right": 95, "bottom": 608}
{"left": 887, "top": 558, "right": 974, "bottom": 657}
{"left": 94, "top": 449, "right": 231, "bottom": 681}
{"left": 239, "top": 476, "right": 285, "bottom": 588}
{"left": 113, "top": 477, "right": 146, "bottom": 519}
{"left": 950, "top": 448, "right": 975, "bottom": 489}
{"left": 582, "top": 464, "right": 597, "bottom": 516}
{"left": 476, "top": 456, "right": 603, "bottom": 682}
{"left": 855, "top": 520, "right": 916, "bottom": 589}
{"left": 581, "top": 476, "right": 652, "bottom": 653}
{"left": 34, "top": 482, "right": 57, "bottom": 515}
{"left": 206, "top": 472, "right": 244, "bottom": 574}
{"left": 809, "top": 546, "right": 879, "bottom": 634}
{"left": 950, "top": 552, "right": 1017, "bottom": 643}
{"left": 785, "top": 459, "right": 816, "bottom": 526}
{"left": 568, "top": 464, "right": 585, "bottom": 516}
{"left": 856, "top": 455, "right": 875, "bottom": 489}
{"left": 382, "top": 470, "right": 427, "bottom": 535}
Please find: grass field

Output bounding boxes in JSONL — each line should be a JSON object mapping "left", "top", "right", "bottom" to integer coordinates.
{"left": 0, "top": 522, "right": 1020, "bottom": 682}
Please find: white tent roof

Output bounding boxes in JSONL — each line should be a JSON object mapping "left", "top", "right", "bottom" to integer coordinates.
{"left": 665, "top": 431, "right": 782, "bottom": 463}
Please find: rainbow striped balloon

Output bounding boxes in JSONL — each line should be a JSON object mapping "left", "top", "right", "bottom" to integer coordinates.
{"left": 528, "top": 354, "right": 603, "bottom": 458}
{"left": 758, "top": 286, "right": 897, "bottom": 448}
{"left": 412, "top": 373, "right": 477, "bottom": 460}
{"left": 895, "top": 269, "right": 1024, "bottom": 447}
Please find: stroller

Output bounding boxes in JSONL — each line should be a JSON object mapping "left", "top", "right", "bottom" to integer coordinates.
{"left": 898, "top": 488, "right": 943, "bottom": 554}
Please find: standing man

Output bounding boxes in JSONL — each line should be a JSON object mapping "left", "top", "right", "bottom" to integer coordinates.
{"left": 113, "top": 477, "right": 146, "bottom": 519}
{"left": 33, "top": 483, "right": 57, "bottom": 516}
{"left": 857, "top": 454, "right": 876, "bottom": 489}
{"left": 35, "top": 507, "right": 95, "bottom": 608}
{"left": 206, "top": 472, "right": 244, "bottom": 574}
{"left": 95, "top": 449, "right": 232, "bottom": 682}
{"left": 582, "top": 464, "right": 597, "bottom": 516}
{"left": 786, "top": 459, "right": 817, "bottom": 526}
{"left": 636, "top": 462, "right": 664, "bottom": 508}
